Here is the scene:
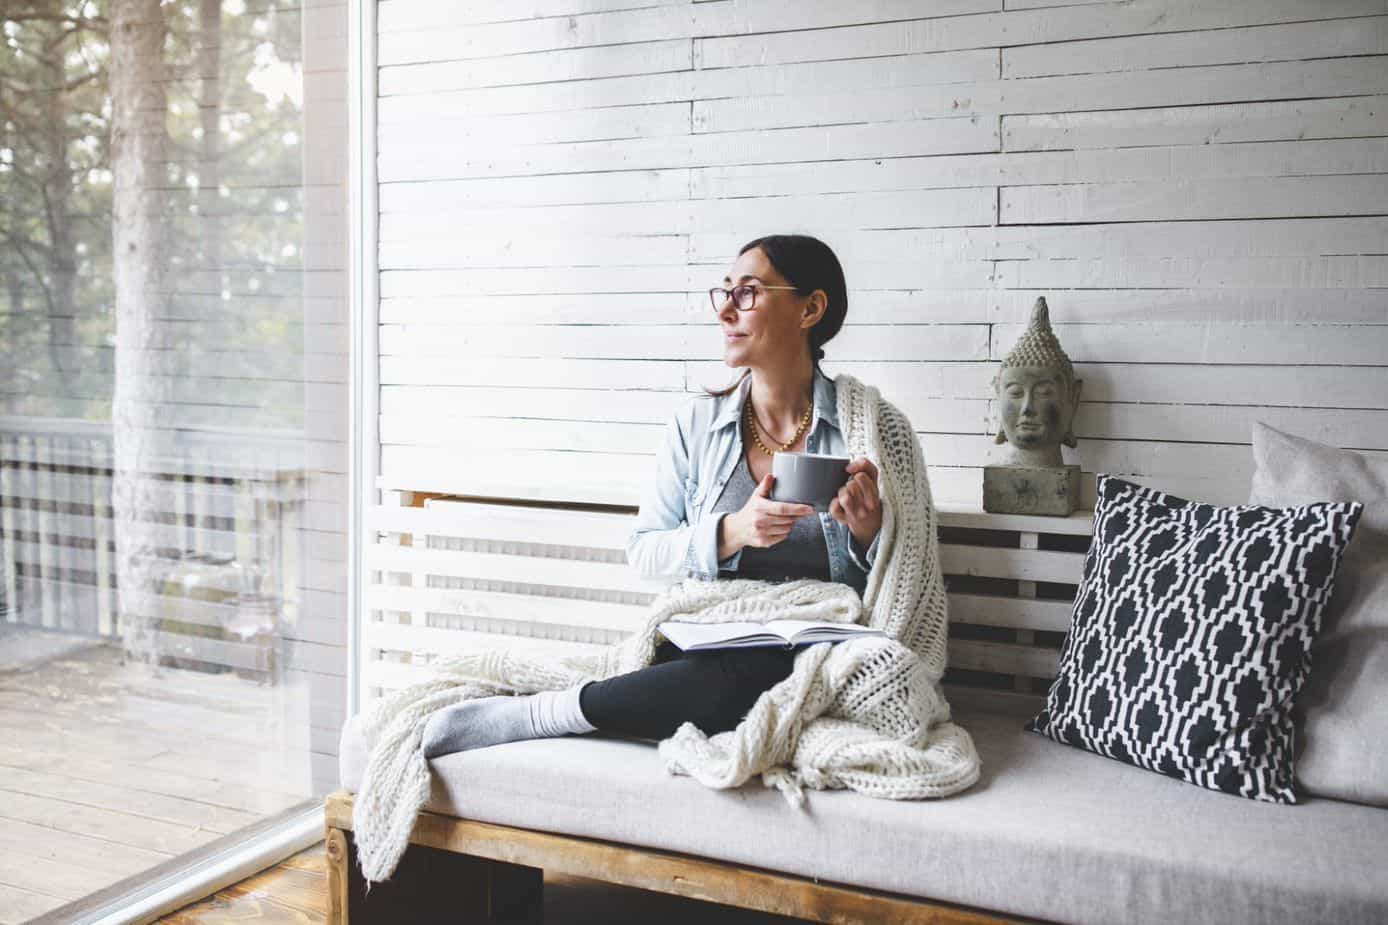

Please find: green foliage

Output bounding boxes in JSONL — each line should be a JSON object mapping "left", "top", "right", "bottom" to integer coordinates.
{"left": 1, "top": 0, "right": 306, "bottom": 428}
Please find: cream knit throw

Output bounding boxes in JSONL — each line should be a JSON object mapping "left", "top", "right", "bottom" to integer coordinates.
{"left": 350, "top": 372, "right": 981, "bottom": 885}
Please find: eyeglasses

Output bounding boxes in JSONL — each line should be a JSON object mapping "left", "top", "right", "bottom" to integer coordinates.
{"left": 708, "top": 284, "right": 799, "bottom": 312}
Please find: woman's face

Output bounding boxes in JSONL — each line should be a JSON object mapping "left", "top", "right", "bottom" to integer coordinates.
{"left": 716, "top": 248, "right": 823, "bottom": 369}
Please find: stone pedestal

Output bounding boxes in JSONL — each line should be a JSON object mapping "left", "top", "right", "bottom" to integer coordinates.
{"left": 983, "top": 464, "right": 1081, "bottom": 516}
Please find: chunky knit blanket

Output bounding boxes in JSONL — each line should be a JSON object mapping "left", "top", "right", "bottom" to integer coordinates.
{"left": 350, "top": 372, "right": 981, "bottom": 885}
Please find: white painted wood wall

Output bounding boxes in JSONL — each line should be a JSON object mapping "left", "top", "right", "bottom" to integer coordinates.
{"left": 298, "top": 0, "right": 352, "bottom": 795}
{"left": 373, "top": 0, "right": 1388, "bottom": 510}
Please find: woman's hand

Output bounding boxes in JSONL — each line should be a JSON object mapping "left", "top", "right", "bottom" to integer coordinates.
{"left": 829, "top": 456, "right": 882, "bottom": 550}
{"left": 730, "top": 473, "right": 816, "bottom": 550}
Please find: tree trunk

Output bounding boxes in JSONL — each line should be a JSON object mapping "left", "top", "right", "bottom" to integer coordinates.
{"left": 109, "top": 0, "right": 176, "bottom": 668}
{"left": 198, "top": 0, "right": 222, "bottom": 273}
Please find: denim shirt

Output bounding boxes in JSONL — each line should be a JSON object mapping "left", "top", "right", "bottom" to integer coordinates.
{"left": 625, "top": 367, "right": 882, "bottom": 587}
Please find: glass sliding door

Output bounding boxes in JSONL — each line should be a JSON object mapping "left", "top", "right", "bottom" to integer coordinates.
{"left": 0, "top": 0, "right": 348, "bottom": 917}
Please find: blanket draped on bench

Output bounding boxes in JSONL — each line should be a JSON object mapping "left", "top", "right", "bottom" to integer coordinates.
{"left": 351, "top": 372, "right": 981, "bottom": 885}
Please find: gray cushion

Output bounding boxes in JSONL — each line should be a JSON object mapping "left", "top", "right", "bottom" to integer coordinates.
{"left": 338, "top": 707, "right": 1388, "bottom": 925}
{"left": 1249, "top": 422, "right": 1388, "bottom": 807}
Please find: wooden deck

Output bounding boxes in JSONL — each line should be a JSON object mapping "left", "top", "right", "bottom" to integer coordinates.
{"left": 0, "top": 638, "right": 315, "bottom": 923}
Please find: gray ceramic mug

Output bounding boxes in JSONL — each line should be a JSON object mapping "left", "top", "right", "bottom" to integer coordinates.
{"left": 770, "top": 452, "right": 853, "bottom": 513}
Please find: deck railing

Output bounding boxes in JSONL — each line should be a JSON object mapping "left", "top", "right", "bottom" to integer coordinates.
{"left": 0, "top": 416, "right": 306, "bottom": 681}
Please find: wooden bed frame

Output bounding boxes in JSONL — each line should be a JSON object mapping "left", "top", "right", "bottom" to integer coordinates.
{"left": 323, "top": 791, "right": 1034, "bottom": 924}
{"left": 326, "top": 488, "right": 1091, "bottom": 923}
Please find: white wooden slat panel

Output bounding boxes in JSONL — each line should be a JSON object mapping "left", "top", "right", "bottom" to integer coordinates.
{"left": 379, "top": 235, "right": 689, "bottom": 271}
{"left": 691, "top": 59, "right": 1388, "bottom": 135}
{"left": 1004, "top": 95, "right": 1388, "bottom": 151}
{"left": 696, "top": 2, "right": 1386, "bottom": 69}
{"left": 1003, "top": 57, "right": 1388, "bottom": 117}
{"left": 364, "top": 586, "right": 650, "bottom": 634}
{"left": 378, "top": 386, "right": 685, "bottom": 427}
{"left": 378, "top": 293, "right": 692, "bottom": 326}
{"left": 379, "top": 439, "right": 1388, "bottom": 508}
{"left": 937, "top": 506, "right": 1093, "bottom": 536}
{"left": 990, "top": 287, "right": 1388, "bottom": 326}
{"left": 991, "top": 323, "right": 1388, "bottom": 367}
{"left": 378, "top": 3, "right": 697, "bottom": 65}
{"left": 1001, "top": 176, "right": 1388, "bottom": 225}
{"left": 377, "top": 447, "right": 651, "bottom": 505}
{"left": 381, "top": 101, "right": 692, "bottom": 146}
{"left": 376, "top": 446, "right": 986, "bottom": 505}
{"left": 355, "top": 497, "right": 1089, "bottom": 704}
{"left": 380, "top": 55, "right": 1385, "bottom": 137}
{"left": 378, "top": 263, "right": 691, "bottom": 294}
{"left": 984, "top": 219, "right": 1388, "bottom": 263}
{"left": 381, "top": 415, "right": 829, "bottom": 459}
{"left": 939, "top": 544, "right": 1085, "bottom": 585}
{"left": 365, "top": 620, "right": 629, "bottom": 658}
{"left": 378, "top": 119, "right": 1001, "bottom": 182}
{"left": 379, "top": 172, "right": 691, "bottom": 211}
{"left": 1071, "top": 405, "right": 1388, "bottom": 453}
{"left": 378, "top": 188, "right": 997, "bottom": 239}
{"left": 946, "top": 593, "right": 1076, "bottom": 634}
{"left": 377, "top": 0, "right": 694, "bottom": 34}
{"left": 380, "top": 0, "right": 1001, "bottom": 66}
{"left": 377, "top": 52, "right": 1002, "bottom": 121}
{"left": 373, "top": 501, "right": 636, "bottom": 547}
{"left": 949, "top": 640, "right": 1060, "bottom": 679}
{"left": 380, "top": 39, "right": 692, "bottom": 96}
{"left": 382, "top": 287, "right": 996, "bottom": 325}
{"left": 687, "top": 361, "right": 999, "bottom": 401}
{"left": 1069, "top": 365, "right": 1388, "bottom": 410}
{"left": 379, "top": 357, "right": 685, "bottom": 390}
{"left": 377, "top": 397, "right": 991, "bottom": 444}
{"left": 1003, "top": 15, "right": 1388, "bottom": 78}
{"left": 1002, "top": 0, "right": 1101, "bottom": 7}
{"left": 698, "top": 69, "right": 1386, "bottom": 135}
{"left": 378, "top": 322, "right": 687, "bottom": 356}
{"left": 368, "top": 544, "right": 656, "bottom": 594}
{"left": 378, "top": 323, "right": 992, "bottom": 362}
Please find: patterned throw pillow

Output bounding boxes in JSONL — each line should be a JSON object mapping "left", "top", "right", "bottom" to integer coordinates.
{"left": 1028, "top": 474, "right": 1362, "bottom": 803}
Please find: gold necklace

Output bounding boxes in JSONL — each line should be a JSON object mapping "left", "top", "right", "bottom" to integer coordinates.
{"left": 746, "top": 394, "right": 812, "bottom": 456}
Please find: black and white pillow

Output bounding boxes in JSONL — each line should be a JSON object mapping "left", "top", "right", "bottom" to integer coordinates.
{"left": 1028, "top": 474, "right": 1362, "bottom": 803}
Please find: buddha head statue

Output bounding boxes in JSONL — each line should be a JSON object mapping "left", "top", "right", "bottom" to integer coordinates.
{"left": 992, "top": 297, "right": 1083, "bottom": 468}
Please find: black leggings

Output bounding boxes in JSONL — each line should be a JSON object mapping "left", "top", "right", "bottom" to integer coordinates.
{"left": 578, "top": 641, "right": 798, "bottom": 741}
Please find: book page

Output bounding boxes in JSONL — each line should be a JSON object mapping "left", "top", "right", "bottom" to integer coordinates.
{"left": 658, "top": 621, "right": 780, "bottom": 650}
{"left": 764, "top": 619, "right": 881, "bottom": 639}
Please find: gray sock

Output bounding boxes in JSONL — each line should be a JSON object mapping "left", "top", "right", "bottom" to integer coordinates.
{"left": 421, "top": 684, "right": 596, "bottom": 759}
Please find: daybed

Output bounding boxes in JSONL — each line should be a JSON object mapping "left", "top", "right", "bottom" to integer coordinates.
{"left": 327, "top": 490, "right": 1388, "bottom": 924}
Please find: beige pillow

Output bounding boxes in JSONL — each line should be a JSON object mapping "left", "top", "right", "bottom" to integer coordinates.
{"left": 1249, "top": 422, "right": 1388, "bottom": 806}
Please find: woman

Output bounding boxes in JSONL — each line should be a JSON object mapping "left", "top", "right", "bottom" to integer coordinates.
{"left": 422, "top": 234, "right": 886, "bottom": 758}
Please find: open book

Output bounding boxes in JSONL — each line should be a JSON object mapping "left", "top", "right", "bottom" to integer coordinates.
{"left": 658, "top": 619, "right": 885, "bottom": 652}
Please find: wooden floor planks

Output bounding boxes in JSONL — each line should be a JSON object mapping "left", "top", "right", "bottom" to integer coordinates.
{"left": 0, "top": 643, "right": 317, "bottom": 922}
{"left": 157, "top": 842, "right": 811, "bottom": 924}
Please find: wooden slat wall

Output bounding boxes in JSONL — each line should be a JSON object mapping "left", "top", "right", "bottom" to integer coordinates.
{"left": 298, "top": 0, "right": 351, "bottom": 797}
{"left": 362, "top": 494, "right": 1088, "bottom": 715}
{"left": 373, "top": 0, "right": 1388, "bottom": 509}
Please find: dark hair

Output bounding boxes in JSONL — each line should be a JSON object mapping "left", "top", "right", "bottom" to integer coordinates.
{"left": 702, "top": 234, "right": 848, "bottom": 398}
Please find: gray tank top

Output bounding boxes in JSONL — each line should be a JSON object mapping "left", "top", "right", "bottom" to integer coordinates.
{"left": 711, "top": 451, "right": 832, "bottom": 583}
